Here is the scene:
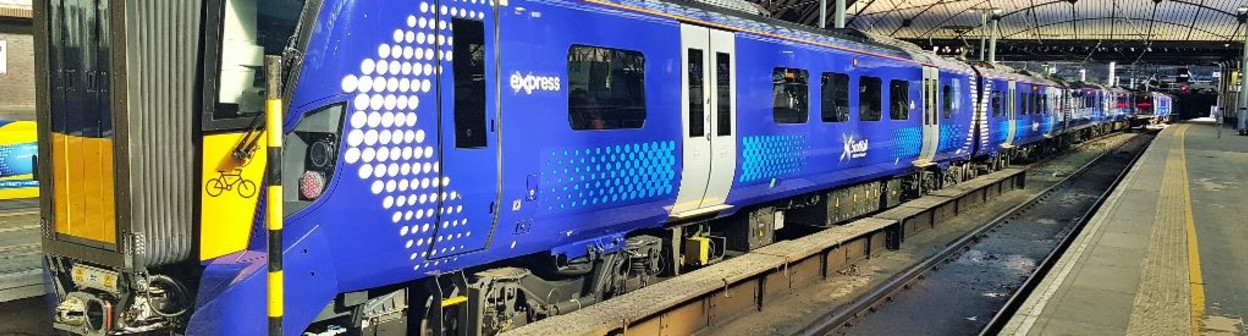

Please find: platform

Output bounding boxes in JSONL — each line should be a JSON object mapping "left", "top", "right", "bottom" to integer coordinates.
{"left": 0, "top": 199, "right": 40, "bottom": 302}
{"left": 1003, "top": 121, "right": 1247, "bottom": 336}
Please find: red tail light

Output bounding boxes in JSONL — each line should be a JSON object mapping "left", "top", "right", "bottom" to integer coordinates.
{"left": 300, "top": 171, "right": 327, "bottom": 200}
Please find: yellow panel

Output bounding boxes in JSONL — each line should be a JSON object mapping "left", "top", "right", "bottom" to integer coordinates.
{"left": 0, "top": 121, "right": 40, "bottom": 200}
{"left": 102, "top": 140, "right": 115, "bottom": 239}
{"left": 52, "top": 134, "right": 69, "bottom": 235}
{"left": 66, "top": 135, "right": 86, "bottom": 236}
{"left": 82, "top": 134, "right": 103, "bottom": 237}
{"left": 50, "top": 133, "right": 116, "bottom": 244}
{"left": 684, "top": 236, "right": 711, "bottom": 266}
{"left": 199, "top": 131, "right": 266, "bottom": 260}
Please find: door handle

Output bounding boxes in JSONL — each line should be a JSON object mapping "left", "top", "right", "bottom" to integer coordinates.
{"left": 706, "top": 97, "right": 713, "bottom": 140}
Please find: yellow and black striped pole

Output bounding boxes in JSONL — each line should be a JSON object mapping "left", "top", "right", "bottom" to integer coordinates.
{"left": 263, "top": 55, "right": 285, "bottom": 336}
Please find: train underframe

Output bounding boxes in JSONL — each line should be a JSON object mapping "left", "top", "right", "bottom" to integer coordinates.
{"left": 295, "top": 133, "right": 1110, "bottom": 336}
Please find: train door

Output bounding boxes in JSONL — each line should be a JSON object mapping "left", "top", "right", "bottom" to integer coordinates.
{"left": 1046, "top": 87, "right": 1059, "bottom": 134}
{"left": 918, "top": 66, "right": 939, "bottom": 162}
{"left": 430, "top": 9, "right": 499, "bottom": 256}
{"left": 970, "top": 71, "right": 985, "bottom": 156}
{"left": 1004, "top": 81, "right": 1017, "bottom": 146}
{"left": 673, "top": 25, "right": 737, "bottom": 218}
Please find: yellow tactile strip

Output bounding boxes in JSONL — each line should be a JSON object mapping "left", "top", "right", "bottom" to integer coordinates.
{"left": 1125, "top": 124, "right": 1201, "bottom": 336}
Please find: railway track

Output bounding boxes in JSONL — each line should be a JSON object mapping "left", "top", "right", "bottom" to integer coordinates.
{"left": 796, "top": 132, "right": 1156, "bottom": 336}
{"left": 0, "top": 202, "right": 43, "bottom": 303}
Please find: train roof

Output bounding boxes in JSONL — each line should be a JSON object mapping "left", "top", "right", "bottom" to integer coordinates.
{"left": 969, "top": 62, "right": 1050, "bottom": 84}
{"left": 576, "top": 0, "right": 931, "bottom": 64}
{"left": 1070, "top": 82, "right": 1108, "bottom": 90}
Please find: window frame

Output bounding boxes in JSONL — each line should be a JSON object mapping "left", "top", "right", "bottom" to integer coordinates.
{"left": 451, "top": 18, "right": 488, "bottom": 148}
{"left": 820, "top": 72, "right": 851, "bottom": 123}
{"left": 941, "top": 83, "right": 953, "bottom": 119}
{"left": 1037, "top": 90, "right": 1047, "bottom": 115}
{"left": 859, "top": 76, "right": 883, "bottom": 122}
{"left": 566, "top": 44, "right": 648, "bottom": 131}
{"left": 199, "top": 0, "right": 321, "bottom": 132}
{"left": 687, "top": 48, "right": 706, "bottom": 137}
{"left": 772, "top": 67, "right": 810, "bottom": 124}
{"left": 991, "top": 90, "right": 1003, "bottom": 117}
{"left": 715, "top": 52, "right": 732, "bottom": 136}
{"left": 888, "top": 79, "right": 909, "bottom": 121}
{"left": 1020, "top": 92, "right": 1030, "bottom": 115}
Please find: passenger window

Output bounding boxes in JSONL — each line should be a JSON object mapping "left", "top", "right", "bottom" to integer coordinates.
{"left": 1020, "top": 92, "right": 1029, "bottom": 115}
{"left": 889, "top": 79, "right": 909, "bottom": 120}
{"left": 991, "top": 90, "right": 1002, "bottom": 116}
{"left": 773, "top": 68, "right": 809, "bottom": 124}
{"left": 716, "top": 53, "right": 732, "bottom": 136}
{"left": 567, "top": 45, "right": 646, "bottom": 130}
{"left": 859, "top": 76, "right": 882, "bottom": 121}
{"left": 1033, "top": 88, "right": 1043, "bottom": 114}
{"left": 452, "top": 18, "right": 486, "bottom": 148}
{"left": 687, "top": 49, "right": 705, "bottom": 137}
{"left": 820, "top": 72, "right": 850, "bottom": 122}
{"left": 1037, "top": 92, "right": 1046, "bottom": 115}
{"left": 941, "top": 84, "right": 953, "bottom": 119}
{"left": 1031, "top": 90, "right": 1039, "bottom": 115}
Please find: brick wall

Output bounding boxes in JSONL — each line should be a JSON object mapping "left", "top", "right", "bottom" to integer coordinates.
{"left": 0, "top": 19, "right": 35, "bottom": 118}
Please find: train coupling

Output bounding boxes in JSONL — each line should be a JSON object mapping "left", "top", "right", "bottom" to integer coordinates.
{"left": 51, "top": 264, "right": 191, "bottom": 335}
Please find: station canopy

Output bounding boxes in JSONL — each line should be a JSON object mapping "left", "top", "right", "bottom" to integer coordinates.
{"left": 762, "top": 0, "right": 1244, "bottom": 41}
{"left": 752, "top": 0, "right": 1248, "bottom": 61}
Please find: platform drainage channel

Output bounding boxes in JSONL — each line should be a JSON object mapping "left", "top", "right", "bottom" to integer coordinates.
{"left": 802, "top": 134, "right": 1155, "bottom": 336}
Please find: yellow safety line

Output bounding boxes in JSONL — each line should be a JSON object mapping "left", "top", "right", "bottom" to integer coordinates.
{"left": 1176, "top": 125, "right": 1206, "bottom": 335}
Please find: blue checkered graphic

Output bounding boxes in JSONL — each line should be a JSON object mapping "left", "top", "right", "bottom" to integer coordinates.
{"left": 937, "top": 124, "right": 967, "bottom": 152}
{"left": 541, "top": 141, "right": 677, "bottom": 211}
{"left": 1015, "top": 119, "right": 1033, "bottom": 139}
{"left": 892, "top": 127, "right": 922, "bottom": 157}
{"left": 740, "top": 135, "right": 809, "bottom": 182}
{"left": 995, "top": 119, "right": 1011, "bottom": 144}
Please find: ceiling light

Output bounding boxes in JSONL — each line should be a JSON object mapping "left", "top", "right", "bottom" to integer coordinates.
{"left": 1238, "top": 5, "right": 1248, "bottom": 13}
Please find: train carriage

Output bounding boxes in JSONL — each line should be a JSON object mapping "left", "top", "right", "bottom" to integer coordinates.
{"left": 1132, "top": 91, "right": 1174, "bottom": 127}
{"left": 1068, "top": 82, "right": 1110, "bottom": 135}
{"left": 33, "top": 0, "right": 1124, "bottom": 335}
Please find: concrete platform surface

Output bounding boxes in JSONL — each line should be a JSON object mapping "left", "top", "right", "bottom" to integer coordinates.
{"left": 1003, "top": 122, "right": 1248, "bottom": 336}
{"left": 0, "top": 199, "right": 40, "bottom": 302}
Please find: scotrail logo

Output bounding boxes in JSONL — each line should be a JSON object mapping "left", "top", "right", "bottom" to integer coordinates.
{"left": 510, "top": 72, "right": 561, "bottom": 94}
{"left": 840, "top": 134, "right": 869, "bottom": 161}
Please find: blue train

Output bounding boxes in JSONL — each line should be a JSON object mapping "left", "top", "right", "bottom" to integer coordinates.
{"left": 1131, "top": 91, "right": 1175, "bottom": 127}
{"left": 36, "top": 0, "right": 1133, "bottom": 335}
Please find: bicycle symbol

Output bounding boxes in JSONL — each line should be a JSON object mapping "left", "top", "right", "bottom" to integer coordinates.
{"left": 206, "top": 168, "right": 258, "bottom": 198}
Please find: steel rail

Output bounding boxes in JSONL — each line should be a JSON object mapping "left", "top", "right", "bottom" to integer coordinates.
{"left": 977, "top": 131, "right": 1154, "bottom": 336}
{"left": 794, "top": 132, "right": 1152, "bottom": 336}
